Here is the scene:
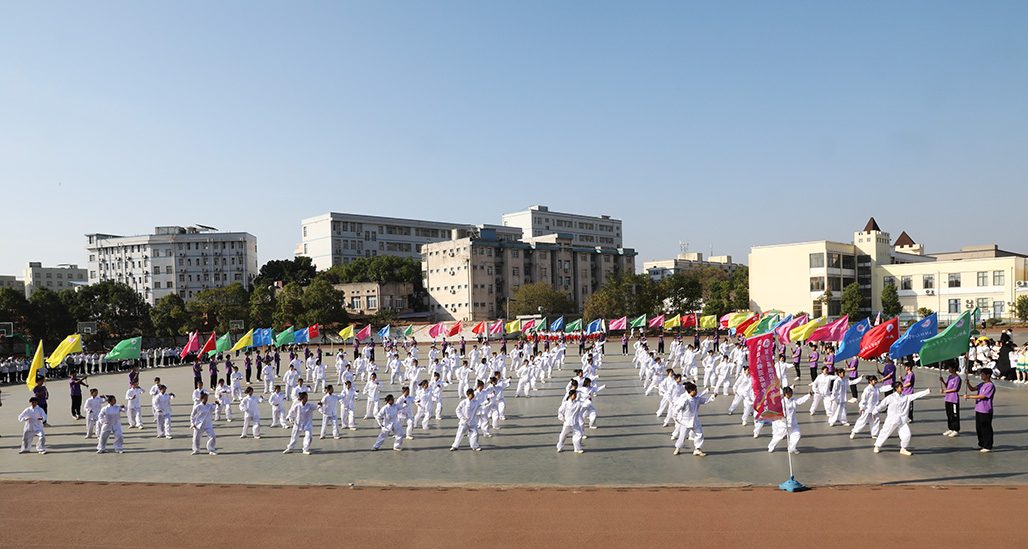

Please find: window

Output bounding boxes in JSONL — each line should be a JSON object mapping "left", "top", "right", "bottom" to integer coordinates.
{"left": 303, "top": 226, "right": 307, "bottom": 237}
{"left": 154, "top": 281, "right": 161, "bottom": 289}
{"left": 901, "top": 276, "right": 912, "bottom": 290}
{"left": 512, "top": 267, "right": 520, "bottom": 276}
{"left": 367, "top": 296, "right": 378, "bottom": 309}
{"left": 977, "top": 298, "right": 989, "bottom": 310}
{"left": 977, "top": 272, "right": 988, "bottom": 286}
{"left": 948, "top": 273, "right": 961, "bottom": 288}
{"left": 923, "top": 275, "right": 934, "bottom": 289}
{"left": 883, "top": 276, "right": 895, "bottom": 288}
{"left": 396, "top": 297, "right": 405, "bottom": 309}
{"left": 541, "top": 267, "right": 547, "bottom": 278}
{"left": 827, "top": 253, "right": 841, "bottom": 268}
{"left": 994, "top": 301, "right": 1005, "bottom": 318}
{"left": 809, "top": 253, "right": 825, "bottom": 268}
{"left": 812, "top": 301, "right": 823, "bottom": 317}
{"left": 304, "top": 244, "right": 308, "bottom": 255}
{"left": 512, "top": 249, "right": 519, "bottom": 258}
{"left": 842, "top": 255, "right": 855, "bottom": 270}
{"left": 350, "top": 297, "right": 361, "bottom": 309}
{"left": 810, "top": 277, "right": 825, "bottom": 291}
{"left": 994, "top": 271, "right": 1005, "bottom": 286}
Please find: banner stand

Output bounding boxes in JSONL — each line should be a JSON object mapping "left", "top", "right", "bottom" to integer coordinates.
{"left": 779, "top": 422, "right": 809, "bottom": 492}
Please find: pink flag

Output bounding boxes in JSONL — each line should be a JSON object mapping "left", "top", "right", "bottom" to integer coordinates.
{"left": 488, "top": 320, "right": 504, "bottom": 335}
{"left": 719, "top": 314, "right": 732, "bottom": 329}
{"left": 608, "top": 316, "right": 627, "bottom": 330}
{"left": 808, "top": 315, "right": 850, "bottom": 342}
{"left": 648, "top": 314, "right": 665, "bottom": 328}
{"left": 356, "top": 325, "right": 372, "bottom": 341}
{"left": 521, "top": 318, "right": 536, "bottom": 332}
{"left": 747, "top": 333, "right": 784, "bottom": 421}
{"left": 180, "top": 332, "right": 199, "bottom": 359}
{"left": 776, "top": 315, "right": 808, "bottom": 345}
{"left": 428, "top": 322, "right": 443, "bottom": 338}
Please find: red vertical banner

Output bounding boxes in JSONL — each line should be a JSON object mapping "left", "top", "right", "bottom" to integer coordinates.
{"left": 746, "top": 333, "right": 784, "bottom": 421}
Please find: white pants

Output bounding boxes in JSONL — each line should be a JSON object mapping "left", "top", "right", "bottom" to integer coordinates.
{"left": 809, "top": 394, "right": 825, "bottom": 416}
{"left": 156, "top": 411, "right": 171, "bottom": 437}
{"left": 583, "top": 403, "right": 597, "bottom": 427}
{"left": 516, "top": 378, "right": 531, "bottom": 396}
{"left": 728, "top": 394, "right": 753, "bottom": 421}
{"left": 242, "top": 413, "right": 261, "bottom": 437}
{"left": 263, "top": 378, "right": 274, "bottom": 394}
{"left": 231, "top": 384, "right": 242, "bottom": 400}
{"left": 216, "top": 401, "right": 232, "bottom": 421}
{"left": 828, "top": 399, "right": 847, "bottom": 425}
{"left": 312, "top": 376, "right": 326, "bottom": 393}
{"left": 270, "top": 405, "right": 286, "bottom": 427}
{"left": 341, "top": 405, "right": 356, "bottom": 429}
{"left": 702, "top": 368, "right": 713, "bottom": 387}
{"left": 98, "top": 425, "right": 123, "bottom": 452}
{"left": 556, "top": 424, "right": 582, "bottom": 452}
{"left": 320, "top": 415, "right": 339, "bottom": 438}
{"left": 364, "top": 398, "right": 378, "bottom": 419}
{"left": 85, "top": 415, "right": 99, "bottom": 438}
{"left": 875, "top": 418, "right": 912, "bottom": 449}
{"left": 851, "top": 410, "right": 881, "bottom": 437}
{"left": 374, "top": 424, "right": 403, "bottom": 449}
{"left": 21, "top": 428, "right": 45, "bottom": 452}
{"left": 127, "top": 406, "right": 142, "bottom": 428}
{"left": 414, "top": 405, "right": 431, "bottom": 429}
{"left": 192, "top": 426, "right": 216, "bottom": 452}
{"left": 390, "top": 368, "right": 403, "bottom": 385}
{"left": 768, "top": 420, "right": 801, "bottom": 452}
{"left": 674, "top": 423, "right": 704, "bottom": 450}
{"left": 452, "top": 422, "right": 479, "bottom": 450}
{"left": 287, "top": 425, "right": 312, "bottom": 452}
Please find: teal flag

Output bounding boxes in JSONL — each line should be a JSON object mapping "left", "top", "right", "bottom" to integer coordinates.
{"left": 564, "top": 319, "right": 583, "bottom": 332}
{"left": 919, "top": 310, "right": 974, "bottom": 366}
{"left": 105, "top": 337, "right": 141, "bottom": 361}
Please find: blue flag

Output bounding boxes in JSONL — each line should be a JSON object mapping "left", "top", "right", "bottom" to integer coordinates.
{"left": 585, "top": 319, "right": 604, "bottom": 335}
{"left": 834, "top": 319, "right": 872, "bottom": 362}
{"left": 888, "top": 313, "right": 938, "bottom": 359}
{"left": 550, "top": 316, "right": 564, "bottom": 332}
{"left": 294, "top": 328, "right": 310, "bottom": 343}
{"left": 252, "top": 328, "right": 274, "bottom": 347}
{"left": 378, "top": 325, "right": 391, "bottom": 339}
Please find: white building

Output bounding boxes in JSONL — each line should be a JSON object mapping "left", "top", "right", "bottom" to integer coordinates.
{"left": 86, "top": 226, "right": 258, "bottom": 305}
{"left": 644, "top": 253, "right": 744, "bottom": 281}
{"left": 300, "top": 213, "right": 467, "bottom": 271}
{"left": 501, "top": 205, "right": 623, "bottom": 249}
{"left": 22, "top": 262, "right": 88, "bottom": 297}
{"left": 0, "top": 275, "right": 25, "bottom": 295}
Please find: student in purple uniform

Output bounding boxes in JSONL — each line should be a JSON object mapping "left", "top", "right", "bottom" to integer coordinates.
{"left": 964, "top": 369, "right": 995, "bottom": 452}
{"left": 901, "top": 363, "right": 916, "bottom": 421}
{"left": 209, "top": 357, "right": 218, "bottom": 390}
{"left": 244, "top": 352, "right": 253, "bottom": 383}
{"left": 192, "top": 361, "right": 202, "bottom": 388}
{"left": 224, "top": 357, "right": 233, "bottom": 388}
{"left": 255, "top": 353, "right": 263, "bottom": 382}
{"left": 792, "top": 345, "right": 803, "bottom": 381}
{"left": 808, "top": 344, "right": 820, "bottom": 383}
{"left": 846, "top": 356, "right": 860, "bottom": 401}
{"left": 939, "top": 365, "right": 962, "bottom": 437}
{"left": 128, "top": 366, "right": 140, "bottom": 388}
{"left": 824, "top": 347, "right": 835, "bottom": 374}
{"left": 878, "top": 358, "right": 897, "bottom": 389}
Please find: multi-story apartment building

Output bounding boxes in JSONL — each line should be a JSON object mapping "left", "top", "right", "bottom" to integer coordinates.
{"left": 0, "top": 275, "right": 25, "bottom": 295}
{"left": 300, "top": 213, "right": 466, "bottom": 271}
{"left": 86, "top": 226, "right": 258, "bottom": 305}
{"left": 22, "top": 262, "right": 88, "bottom": 297}
{"left": 501, "top": 205, "right": 623, "bottom": 248}
{"left": 644, "top": 253, "right": 744, "bottom": 280}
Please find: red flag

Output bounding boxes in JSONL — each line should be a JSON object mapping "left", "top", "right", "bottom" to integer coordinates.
{"left": 488, "top": 320, "right": 504, "bottom": 335}
{"left": 308, "top": 324, "right": 320, "bottom": 339}
{"left": 746, "top": 333, "right": 784, "bottom": 421}
{"left": 521, "top": 318, "right": 536, "bottom": 332}
{"left": 859, "top": 318, "right": 899, "bottom": 359}
{"left": 737, "top": 314, "right": 759, "bottom": 334}
{"left": 681, "top": 313, "right": 697, "bottom": 328}
{"left": 180, "top": 332, "right": 199, "bottom": 359}
{"left": 447, "top": 320, "right": 463, "bottom": 338}
{"left": 356, "top": 325, "right": 372, "bottom": 341}
{"left": 719, "top": 314, "right": 731, "bottom": 329}
{"left": 471, "top": 321, "right": 486, "bottom": 335}
{"left": 428, "top": 323, "right": 443, "bottom": 338}
{"left": 198, "top": 332, "right": 217, "bottom": 358}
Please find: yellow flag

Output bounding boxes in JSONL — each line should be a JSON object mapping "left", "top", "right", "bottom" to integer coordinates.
{"left": 229, "top": 329, "right": 254, "bottom": 352}
{"left": 743, "top": 316, "right": 763, "bottom": 337}
{"left": 789, "top": 316, "right": 826, "bottom": 342}
{"left": 26, "top": 341, "right": 45, "bottom": 390}
{"left": 338, "top": 325, "right": 355, "bottom": 340}
{"left": 46, "top": 334, "right": 83, "bottom": 368}
{"left": 699, "top": 315, "right": 717, "bottom": 329}
{"left": 505, "top": 319, "right": 521, "bottom": 334}
{"left": 727, "top": 312, "right": 751, "bottom": 328}
{"left": 663, "top": 315, "right": 681, "bottom": 329}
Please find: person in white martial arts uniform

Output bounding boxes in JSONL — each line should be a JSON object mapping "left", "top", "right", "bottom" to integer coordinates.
{"left": 489, "top": 374, "right": 510, "bottom": 426}
{"left": 873, "top": 383, "right": 931, "bottom": 455}
{"left": 153, "top": 385, "right": 175, "bottom": 439}
{"left": 413, "top": 380, "right": 432, "bottom": 430}
{"left": 712, "top": 355, "right": 732, "bottom": 395}
{"left": 84, "top": 388, "right": 104, "bottom": 438}
{"left": 808, "top": 366, "right": 832, "bottom": 416}
{"left": 671, "top": 382, "right": 715, "bottom": 456}
{"left": 189, "top": 392, "right": 217, "bottom": 455}
{"left": 451, "top": 389, "right": 482, "bottom": 451}
{"left": 290, "top": 380, "right": 311, "bottom": 402}
{"left": 826, "top": 368, "right": 851, "bottom": 427}
{"left": 317, "top": 385, "right": 342, "bottom": 439}
{"left": 397, "top": 386, "right": 415, "bottom": 440}
{"left": 362, "top": 373, "right": 381, "bottom": 420}
{"left": 515, "top": 360, "right": 533, "bottom": 398}
{"left": 230, "top": 366, "right": 244, "bottom": 401}
{"left": 18, "top": 397, "right": 47, "bottom": 454}
{"left": 701, "top": 350, "right": 717, "bottom": 388}
{"left": 239, "top": 387, "right": 263, "bottom": 439}
{"left": 580, "top": 377, "right": 606, "bottom": 429}
{"left": 339, "top": 380, "right": 358, "bottom": 430}
{"left": 335, "top": 352, "right": 350, "bottom": 385}
{"left": 311, "top": 359, "right": 327, "bottom": 393}
{"left": 661, "top": 374, "right": 684, "bottom": 427}
{"left": 284, "top": 391, "right": 318, "bottom": 455}
{"left": 556, "top": 389, "right": 586, "bottom": 453}
{"left": 125, "top": 381, "right": 145, "bottom": 429}
{"left": 428, "top": 372, "right": 445, "bottom": 420}
{"left": 148, "top": 377, "right": 162, "bottom": 423}
{"left": 97, "top": 395, "right": 126, "bottom": 454}
{"left": 214, "top": 379, "right": 233, "bottom": 422}
{"left": 727, "top": 368, "right": 755, "bottom": 425}
{"left": 372, "top": 394, "right": 404, "bottom": 451}
{"left": 283, "top": 365, "right": 300, "bottom": 402}
{"left": 849, "top": 376, "right": 890, "bottom": 439}
{"left": 261, "top": 360, "right": 275, "bottom": 394}
{"left": 767, "top": 386, "right": 812, "bottom": 454}
{"left": 268, "top": 385, "right": 287, "bottom": 428}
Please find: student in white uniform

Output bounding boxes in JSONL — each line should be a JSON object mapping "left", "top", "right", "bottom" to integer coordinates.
{"left": 97, "top": 395, "right": 126, "bottom": 454}
{"left": 580, "top": 378, "right": 606, "bottom": 429}
{"left": 124, "top": 381, "right": 145, "bottom": 429}
{"left": 284, "top": 391, "right": 318, "bottom": 454}
{"left": 556, "top": 389, "right": 585, "bottom": 453}
{"left": 214, "top": 380, "right": 233, "bottom": 422}
{"left": 84, "top": 388, "right": 104, "bottom": 438}
{"left": 148, "top": 377, "right": 162, "bottom": 424}
{"left": 372, "top": 394, "right": 404, "bottom": 451}
{"left": 450, "top": 389, "right": 482, "bottom": 451}
{"left": 261, "top": 361, "right": 275, "bottom": 394}
{"left": 153, "top": 385, "right": 175, "bottom": 439}
{"left": 238, "top": 387, "right": 263, "bottom": 439}
{"left": 849, "top": 376, "right": 889, "bottom": 439}
{"left": 318, "top": 385, "right": 342, "bottom": 439}
{"left": 268, "top": 385, "right": 287, "bottom": 428}
{"left": 192, "top": 381, "right": 209, "bottom": 409}
{"left": 808, "top": 366, "right": 831, "bottom": 416}
{"left": 190, "top": 392, "right": 217, "bottom": 455}
{"left": 230, "top": 366, "right": 244, "bottom": 401}
{"left": 767, "top": 386, "right": 811, "bottom": 454}
{"left": 340, "top": 380, "right": 358, "bottom": 430}
{"left": 826, "top": 368, "right": 851, "bottom": 427}
{"left": 397, "top": 386, "right": 415, "bottom": 440}
{"left": 873, "top": 382, "right": 931, "bottom": 455}
{"left": 18, "top": 397, "right": 47, "bottom": 454}
{"left": 671, "top": 382, "right": 715, "bottom": 456}
{"left": 283, "top": 365, "right": 300, "bottom": 401}
{"left": 727, "top": 369, "right": 755, "bottom": 425}
{"left": 311, "top": 359, "right": 327, "bottom": 393}
{"left": 701, "top": 350, "right": 716, "bottom": 388}
{"left": 362, "top": 373, "right": 381, "bottom": 419}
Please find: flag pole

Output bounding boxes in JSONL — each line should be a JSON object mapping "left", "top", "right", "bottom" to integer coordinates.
{"left": 779, "top": 417, "right": 809, "bottom": 492}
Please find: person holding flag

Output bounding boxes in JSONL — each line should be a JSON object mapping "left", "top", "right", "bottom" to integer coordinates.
{"left": 964, "top": 369, "right": 996, "bottom": 452}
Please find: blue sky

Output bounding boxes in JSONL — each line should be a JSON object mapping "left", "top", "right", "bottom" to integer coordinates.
{"left": 2, "top": 1, "right": 1026, "bottom": 277}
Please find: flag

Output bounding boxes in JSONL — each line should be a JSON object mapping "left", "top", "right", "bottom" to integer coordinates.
{"left": 789, "top": 316, "right": 826, "bottom": 342}
{"left": 742, "top": 318, "right": 761, "bottom": 337}
{"left": 874, "top": 312, "right": 881, "bottom": 325}
{"left": 46, "top": 334, "right": 83, "bottom": 368}
{"left": 378, "top": 325, "right": 391, "bottom": 339}
{"left": 776, "top": 315, "right": 807, "bottom": 345}
{"left": 859, "top": 318, "right": 899, "bottom": 359}
{"left": 403, "top": 325, "right": 414, "bottom": 337}
{"left": 356, "top": 325, "right": 372, "bottom": 341}
{"left": 489, "top": 320, "right": 504, "bottom": 335}
{"left": 428, "top": 322, "right": 444, "bottom": 338}
{"left": 520, "top": 319, "right": 535, "bottom": 332}
{"left": 294, "top": 328, "right": 310, "bottom": 343}
{"left": 180, "top": 332, "right": 199, "bottom": 359}
{"left": 229, "top": 329, "right": 254, "bottom": 352}
{"left": 197, "top": 332, "right": 217, "bottom": 357}
{"left": 737, "top": 314, "right": 760, "bottom": 335}
{"left": 919, "top": 310, "right": 974, "bottom": 366}
{"left": 747, "top": 333, "right": 784, "bottom": 421}
{"left": 252, "top": 328, "right": 275, "bottom": 347}
{"left": 719, "top": 314, "right": 732, "bottom": 329}
{"left": 550, "top": 317, "right": 564, "bottom": 332}
{"left": 664, "top": 315, "right": 681, "bottom": 329}
{"left": 26, "top": 341, "right": 45, "bottom": 389}
{"left": 210, "top": 332, "right": 232, "bottom": 357}
{"left": 275, "top": 327, "right": 295, "bottom": 347}
{"left": 835, "top": 319, "right": 872, "bottom": 362}
{"left": 447, "top": 320, "right": 463, "bottom": 338}
{"left": 681, "top": 313, "right": 697, "bottom": 328}
{"left": 106, "top": 336, "right": 142, "bottom": 361}
{"left": 608, "top": 316, "right": 627, "bottom": 331}
{"left": 308, "top": 324, "right": 320, "bottom": 339}
{"left": 809, "top": 315, "right": 849, "bottom": 343}
{"left": 471, "top": 321, "right": 486, "bottom": 335}
{"left": 533, "top": 317, "right": 548, "bottom": 332}
{"left": 629, "top": 315, "right": 647, "bottom": 328}
{"left": 648, "top": 315, "right": 665, "bottom": 328}
{"left": 749, "top": 314, "right": 778, "bottom": 336}
{"left": 889, "top": 313, "right": 938, "bottom": 359}
{"left": 505, "top": 319, "right": 521, "bottom": 334}
{"left": 727, "top": 312, "right": 751, "bottom": 328}
{"left": 698, "top": 315, "right": 717, "bottom": 329}
{"left": 585, "top": 319, "right": 604, "bottom": 335}
{"left": 564, "top": 319, "right": 582, "bottom": 332}
{"left": 768, "top": 314, "right": 791, "bottom": 335}
{"left": 338, "top": 325, "right": 355, "bottom": 340}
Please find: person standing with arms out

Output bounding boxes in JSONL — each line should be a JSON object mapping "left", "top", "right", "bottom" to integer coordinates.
{"left": 69, "top": 372, "right": 88, "bottom": 420}
{"left": 964, "top": 369, "right": 995, "bottom": 453}
{"left": 940, "top": 365, "right": 962, "bottom": 437}
{"left": 18, "top": 397, "right": 47, "bottom": 454}
{"left": 190, "top": 392, "right": 217, "bottom": 455}
{"left": 372, "top": 394, "right": 403, "bottom": 451}
{"left": 451, "top": 389, "right": 482, "bottom": 452}
{"left": 284, "top": 391, "right": 318, "bottom": 455}
{"left": 873, "top": 382, "right": 930, "bottom": 456}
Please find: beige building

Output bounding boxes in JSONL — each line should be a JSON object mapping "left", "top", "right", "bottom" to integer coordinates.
{"left": 22, "top": 262, "right": 88, "bottom": 297}
{"left": 0, "top": 275, "right": 25, "bottom": 295}
{"left": 749, "top": 218, "right": 1027, "bottom": 322}
{"left": 644, "top": 253, "right": 744, "bottom": 280}
{"left": 501, "top": 205, "right": 623, "bottom": 248}
{"left": 422, "top": 226, "right": 636, "bottom": 322}
{"left": 334, "top": 282, "right": 416, "bottom": 316}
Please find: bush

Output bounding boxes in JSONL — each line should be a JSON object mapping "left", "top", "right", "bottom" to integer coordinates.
{"left": 985, "top": 318, "right": 1003, "bottom": 328}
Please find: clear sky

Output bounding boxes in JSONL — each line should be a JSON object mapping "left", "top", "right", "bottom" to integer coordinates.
{"left": 2, "top": 1, "right": 1026, "bottom": 277}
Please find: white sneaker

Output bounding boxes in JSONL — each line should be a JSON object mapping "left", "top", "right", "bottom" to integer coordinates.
{"left": 949, "top": 431, "right": 960, "bottom": 437}
{"left": 693, "top": 449, "right": 707, "bottom": 457}
{"left": 302, "top": 450, "right": 311, "bottom": 455}
{"left": 209, "top": 451, "right": 218, "bottom": 456}
{"left": 873, "top": 446, "right": 880, "bottom": 453}
{"left": 283, "top": 449, "right": 293, "bottom": 454}
{"left": 673, "top": 448, "right": 681, "bottom": 455}
{"left": 980, "top": 448, "right": 992, "bottom": 453}
{"left": 573, "top": 449, "right": 583, "bottom": 454}
{"left": 849, "top": 432, "right": 856, "bottom": 440}
{"left": 790, "top": 449, "right": 800, "bottom": 455}
{"left": 942, "top": 430, "right": 952, "bottom": 436}
{"left": 899, "top": 448, "right": 912, "bottom": 456}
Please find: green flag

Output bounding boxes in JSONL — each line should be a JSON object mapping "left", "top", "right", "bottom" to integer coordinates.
{"left": 752, "top": 314, "right": 780, "bottom": 336}
{"left": 629, "top": 315, "right": 647, "bottom": 328}
{"left": 532, "top": 318, "right": 548, "bottom": 332}
{"left": 209, "top": 332, "right": 232, "bottom": 357}
{"left": 564, "top": 319, "right": 582, "bottom": 332}
{"left": 275, "top": 326, "right": 295, "bottom": 347}
{"left": 919, "top": 309, "right": 973, "bottom": 366}
{"left": 403, "top": 325, "right": 414, "bottom": 337}
{"left": 105, "top": 337, "right": 141, "bottom": 361}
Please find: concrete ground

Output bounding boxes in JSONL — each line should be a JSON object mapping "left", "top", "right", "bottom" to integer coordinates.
{"left": 1, "top": 349, "right": 1025, "bottom": 488}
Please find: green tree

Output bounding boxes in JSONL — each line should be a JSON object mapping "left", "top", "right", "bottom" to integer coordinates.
{"left": 188, "top": 283, "right": 250, "bottom": 333}
{"left": 840, "top": 282, "right": 865, "bottom": 320}
{"left": 150, "top": 293, "right": 191, "bottom": 337}
{"left": 299, "top": 279, "right": 348, "bottom": 327}
{"left": 272, "top": 282, "right": 304, "bottom": 328}
{"left": 249, "top": 284, "right": 277, "bottom": 328}
{"left": 28, "top": 287, "right": 76, "bottom": 348}
{"left": 880, "top": 283, "right": 903, "bottom": 318}
{"left": 1015, "top": 295, "right": 1028, "bottom": 322}
{"left": 509, "top": 282, "right": 578, "bottom": 317}
{"left": 75, "top": 280, "right": 152, "bottom": 340}
{"left": 659, "top": 273, "right": 703, "bottom": 314}
{"left": 253, "top": 257, "right": 317, "bottom": 288}
{"left": 581, "top": 273, "right": 661, "bottom": 322}
{"left": 316, "top": 255, "right": 426, "bottom": 310}
{"left": 916, "top": 307, "right": 935, "bottom": 319}
{"left": 0, "top": 287, "right": 31, "bottom": 330}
